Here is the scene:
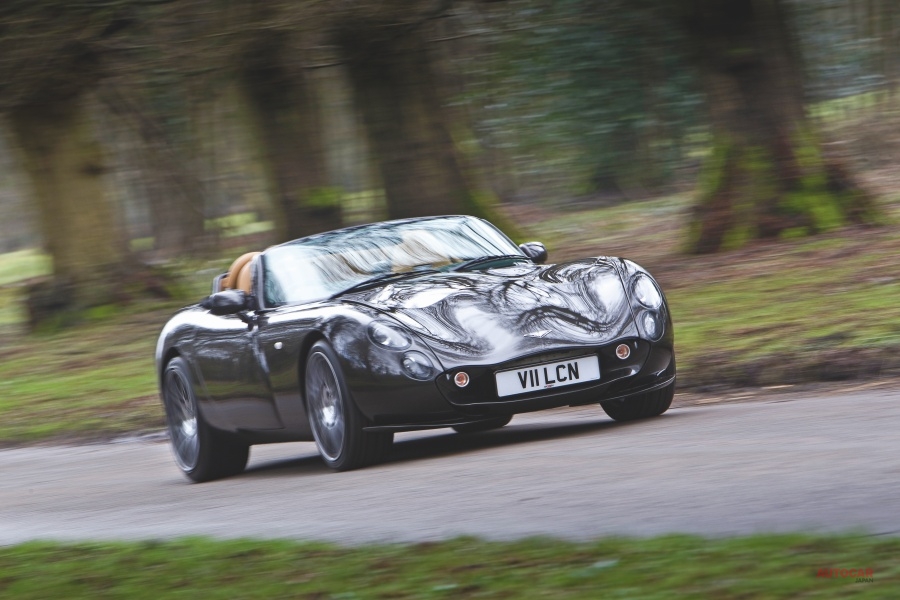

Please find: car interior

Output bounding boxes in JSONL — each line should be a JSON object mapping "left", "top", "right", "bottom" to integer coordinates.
{"left": 216, "top": 251, "right": 260, "bottom": 294}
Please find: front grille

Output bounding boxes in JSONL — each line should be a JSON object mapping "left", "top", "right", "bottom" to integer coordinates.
{"left": 498, "top": 349, "right": 593, "bottom": 371}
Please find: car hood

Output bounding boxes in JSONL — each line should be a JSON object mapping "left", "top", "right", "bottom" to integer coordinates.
{"left": 348, "top": 257, "right": 639, "bottom": 367}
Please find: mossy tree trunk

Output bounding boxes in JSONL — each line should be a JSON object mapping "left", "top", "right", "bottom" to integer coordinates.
{"left": 10, "top": 92, "right": 130, "bottom": 318}
{"left": 241, "top": 36, "right": 341, "bottom": 241}
{"left": 682, "top": 0, "right": 879, "bottom": 254}
{"left": 340, "top": 25, "right": 512, "bottom": 229}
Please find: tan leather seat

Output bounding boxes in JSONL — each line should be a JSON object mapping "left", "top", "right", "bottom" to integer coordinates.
{"left": 221, "top": 252, "right": 260, "bottom": 294}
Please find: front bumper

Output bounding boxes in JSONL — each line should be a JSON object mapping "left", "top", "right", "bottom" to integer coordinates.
{"left": 357, "top": 338, "right": 675, "bottom": 431}
{"left": 435, "top": 338, "right": 674, "bottom": 414}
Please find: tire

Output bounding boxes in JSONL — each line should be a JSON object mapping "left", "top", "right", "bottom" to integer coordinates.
{"left": 161, "top": 357, "right": 249, "bottom": 482}
{"left": 305, "top": 341, "right": 393, "bottom": 471}
{"left": 600, "top": 382, "right": 674, "bottom": 422}
{"left": 452, "top": 415, "right": 512, "bottom": 434}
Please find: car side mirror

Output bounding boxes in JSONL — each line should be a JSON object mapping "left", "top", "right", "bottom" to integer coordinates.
{"left": 200, "top": 289, "right": 249, "bottom": 316}
{"left": 519, "top": 241, "right": 548, "bottom": 264}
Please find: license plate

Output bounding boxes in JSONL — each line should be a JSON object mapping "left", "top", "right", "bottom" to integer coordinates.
{"left": 495, "top": 355, "right": 600, "bottom": 398}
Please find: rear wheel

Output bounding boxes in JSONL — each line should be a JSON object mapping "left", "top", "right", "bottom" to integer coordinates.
{"left": 305, "top": 341, "right": 393, "bottom": 470}
{"left": 600, "top": 382, "right": 674, "bottom": 422}
{"left": 162, "top": 357, "right": 249, "bottom": 482}
{"left": 452, "top": 415, "right": 512, "bottom": 434}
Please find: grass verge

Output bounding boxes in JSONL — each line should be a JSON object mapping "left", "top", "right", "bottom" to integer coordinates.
{"left": 1, "top": 535, "right": 897, "bottom": 599}
{"left": 0, "top": 299, "right": 176, "bottom": 444}
{"left": 0, "top": 256, "right": 222, "bottom": 445}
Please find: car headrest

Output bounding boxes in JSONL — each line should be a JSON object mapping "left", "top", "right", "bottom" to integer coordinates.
{"left": 221, "top": 252, "right": 260, "bottom": 294}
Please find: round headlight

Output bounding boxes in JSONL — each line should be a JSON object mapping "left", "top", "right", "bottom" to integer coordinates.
{"left": 642, "top": 311, "right": 660, "bottom": 340}
{"left": 368, "top": 321, "right": 411, "bottom": 350}
{"left": 402, "top": 351, "right": 434, "bottom": 380}
{"left": 633, "top": 274, "right": 662, "bottom": 309}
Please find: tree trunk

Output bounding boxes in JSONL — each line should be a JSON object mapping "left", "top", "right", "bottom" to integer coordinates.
{"left": 241, "top": 37, "right": 341, "bottom": 241}
{"left": 882, "top": 0, "right": 900, "bottom": 102}
{"left": 10, "top": 92, "right": 130, "bottom": 315}
{"left": 101, "top": 86, "right": 209, "bottom": 258}
{"left": 682, "top": 0, "right": 879, "bottom": 254}
{"left": 341, "top": 25, "right": 509, "bottom": 227}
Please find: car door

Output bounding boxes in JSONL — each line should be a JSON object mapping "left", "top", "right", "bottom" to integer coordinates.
{"left": 254, "top": 306, "right": 323, "bottom": 435}
{"left": 191, "top": 309, "right": 283, "bottom": 431}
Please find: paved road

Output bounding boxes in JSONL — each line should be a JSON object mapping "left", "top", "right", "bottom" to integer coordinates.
{"left": 3, "top": 386, "right": 899, "bottom": 545}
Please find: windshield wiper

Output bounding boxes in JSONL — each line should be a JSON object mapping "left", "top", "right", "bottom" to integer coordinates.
{"left": 450, "top": 255, "right": 529, "bottom": 272}
{"left": 330, "top": 268, "right": 437, "bottom": 299}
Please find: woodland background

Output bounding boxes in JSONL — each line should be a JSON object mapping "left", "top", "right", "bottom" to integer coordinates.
{"left": 0, "top": 0, "right": 897, "bottom": 328}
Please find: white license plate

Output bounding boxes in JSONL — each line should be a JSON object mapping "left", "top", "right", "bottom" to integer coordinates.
{"left": 495, "top": 355, "right": 600, "bottom": 398}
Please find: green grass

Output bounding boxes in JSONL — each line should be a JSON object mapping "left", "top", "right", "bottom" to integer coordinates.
{"left": 0, "top": 249, "right": 51, "bottom": 327}
{"left": 0, "top": 255, "right": 228, "bottom": 445}
{"left": 0, "top": 299, "right": 173, "bottom": 443}
{"left": 0, "top": 535, "right": 896, "bottom": 599}
{"left": 671, "top": 267, "right": 900, "bottom": 362}
{"left": 0, "top": 248, "right": 51, "bottom": 286}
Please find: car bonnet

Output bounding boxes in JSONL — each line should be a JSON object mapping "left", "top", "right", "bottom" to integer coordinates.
{"left": 347, "top": 257, "right": 639, "bottom": 367}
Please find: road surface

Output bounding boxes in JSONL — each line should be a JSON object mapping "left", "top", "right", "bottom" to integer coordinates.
{"left": 2, "top": 384, "right": 899, "bottom": 545}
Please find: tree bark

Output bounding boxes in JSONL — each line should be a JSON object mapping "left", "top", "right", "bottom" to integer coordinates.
{"left": 881, "top": 0, "right": 900, "bottom": 102}
{"left": 682, "top": 0, "right": 879, "bottom": 254}
{"left": 340, "top": 24, "right": 508, "bottom": 226}
{"left": 101, "top": 86, "right": 209, "bottom": 258}
{"left": 241, "top": 36, "right": 341, "bottom": 241}
{"left": 10, "top": 92, "right": 130, "bottom": 313}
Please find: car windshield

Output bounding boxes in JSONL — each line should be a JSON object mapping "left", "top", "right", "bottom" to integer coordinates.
{"left": 262, "top": 216, "right": 524, "bottom": 306}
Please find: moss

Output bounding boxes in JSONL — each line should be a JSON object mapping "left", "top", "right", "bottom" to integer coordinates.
{"left": 696, "top": 137, "right": 733, "bottom": 203}
{"left": 777, "top": 128, "right": 846, "bottom": 232}
{"left": 783, "top": 190, "right": 844, "bottom": 231}
{"left": 84, "top": 304, "right": 120, "bottom": 322}
{"left": 779, "top": 226, "right": 809, "bottom": 239}
{"left": 720, "top": 222, "right": 753, "bottom": 250}
{"left": 791, "top": 127, "right": 826, "bottom": 173}
{"left": 685, "top": 137, "right": 734, "bottom": 252}
{"left": 809, "top": 194, "right": 845, "bottom": 231}
{"left": 688, "top": 120, "right": 875, "bottom": 252}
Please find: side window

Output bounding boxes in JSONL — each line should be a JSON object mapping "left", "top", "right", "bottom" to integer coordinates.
{"left": 263, "top": 261, "right": 285, "bottom": 307}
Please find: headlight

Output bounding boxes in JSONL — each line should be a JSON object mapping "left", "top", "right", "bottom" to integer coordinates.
{"left": 641, "top": 311, "right": 660, "bottom": 340}
{"left": 367, "top": 321, "right": 411, "bottom": 350}
{"left": 633, "top": 274, "right": 662, "bottom": 309}
{"left": 402, "top": 351, "right": 434, "bottom": 380}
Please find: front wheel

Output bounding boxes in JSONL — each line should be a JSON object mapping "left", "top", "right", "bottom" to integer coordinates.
{"left": 600, "top": 382, "right": 674, "bottom": 422}
{"left": 305, "top": 341, "right": 392, "bottom": 471}
{"left": 161, "top": 357, "right": 249, "bottom": 482}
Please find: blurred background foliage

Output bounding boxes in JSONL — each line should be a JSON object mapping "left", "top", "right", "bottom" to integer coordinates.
{"left": 457, "top": 0, "right": 702, "bottom": 200}
{"left": 0, "top": 0, "right": 897, "bottom": 328}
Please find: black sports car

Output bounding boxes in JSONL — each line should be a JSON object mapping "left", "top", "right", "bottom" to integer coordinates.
{"left": 157, "top": 215, "right": 675, "bottom": 481}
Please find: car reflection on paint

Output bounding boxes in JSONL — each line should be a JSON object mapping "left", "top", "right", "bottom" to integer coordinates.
{"left": 156, "top": 215, "right": 675, "bottom": 482}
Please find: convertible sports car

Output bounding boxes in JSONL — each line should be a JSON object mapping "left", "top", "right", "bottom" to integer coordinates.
{"left": 157, "top": 215, "right": 675, "bottom": 481}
